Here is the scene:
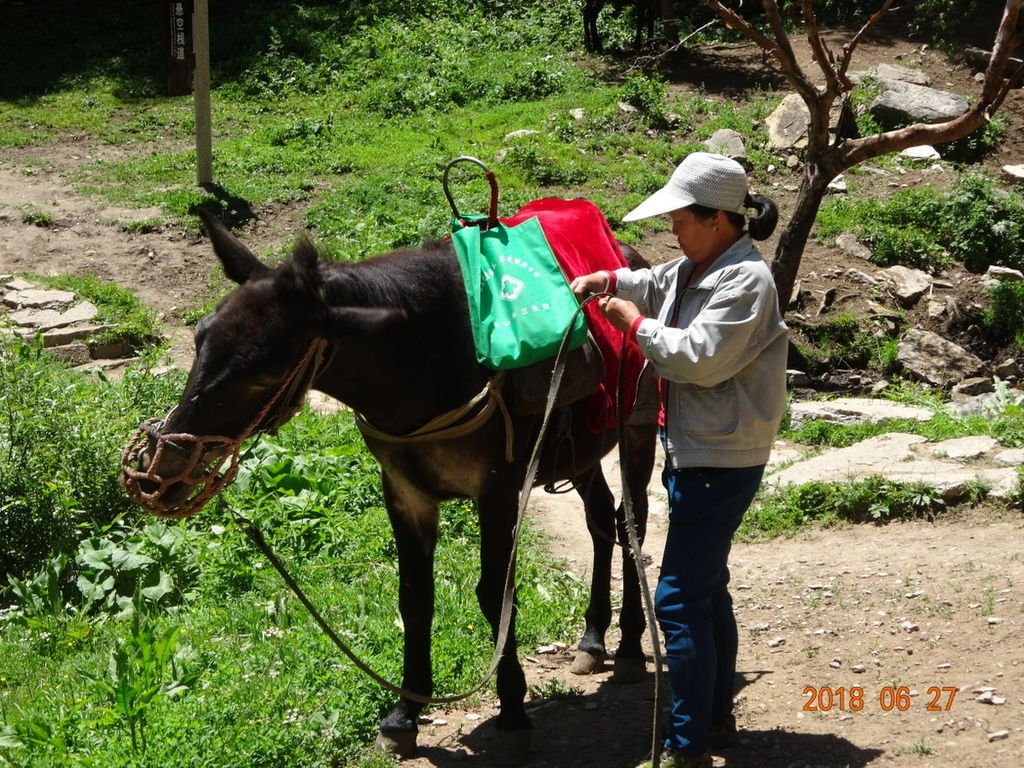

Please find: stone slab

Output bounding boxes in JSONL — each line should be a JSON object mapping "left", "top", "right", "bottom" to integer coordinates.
{"left": 789, "top": 398, "right": 933, "bottom": 427}
{"left": 930, "top": 436, "right": 999, "bottom": 460}
{"left": 2, "top": 288, "right": 77, "bottom": 309}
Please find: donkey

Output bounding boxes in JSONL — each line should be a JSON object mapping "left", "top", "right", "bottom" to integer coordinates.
{"left": 124, "top": 208, "right": 658, "bottom": 763}
{"left": 583, "top": 0, "right": 660, "bottom": 53}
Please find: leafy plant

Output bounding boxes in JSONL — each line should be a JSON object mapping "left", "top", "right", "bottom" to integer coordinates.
{"left": 84, "top": 590, "right": 198, "bottom": 755}
{"left": 20, "top": 209, "right": 54, "bottom": 227}
{"left": 742, "top": 477, "right": 946, "bottom": 539}
{"left": 75, "top": 521, "right": 199, "bottom": 618}
{"left": 982, "top": 281, "right": 1024, "bottom": 352}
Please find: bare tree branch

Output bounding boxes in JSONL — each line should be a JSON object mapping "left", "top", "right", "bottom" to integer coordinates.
{"left": 801, "top": 0, "right": 840, "bottom": 94}
{"left": 980, "top": 0, "right": 1023, "bottom": 106}
{"left": 703, "top": 1, "right": 780, "bottom": 60}
{"left": 701, "top": 0, "right": 1022, "bottom": 311}
{"left": 837, "top": 0, "right": 895, "bottom": 87}
{"left": 624, "top": 20, "right": 720, "bottom": 76}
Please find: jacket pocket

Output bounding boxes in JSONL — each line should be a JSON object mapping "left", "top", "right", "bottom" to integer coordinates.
{"left": 676, "top": 379, "right": 738, "bottom": 436}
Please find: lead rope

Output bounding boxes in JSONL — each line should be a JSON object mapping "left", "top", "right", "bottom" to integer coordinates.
{"left": 614, "top": 329, "right": 665, "bottom": 768}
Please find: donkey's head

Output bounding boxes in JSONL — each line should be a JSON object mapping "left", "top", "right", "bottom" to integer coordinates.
{"left": 121, "top": 210, "right": 404, "bottom": 518}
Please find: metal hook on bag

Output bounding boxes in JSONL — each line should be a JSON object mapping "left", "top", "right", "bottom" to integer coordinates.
{"left": 442, "top": 155, "right": 499, "bottom": 228}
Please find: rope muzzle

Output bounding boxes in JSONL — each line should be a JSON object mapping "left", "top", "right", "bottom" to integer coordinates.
{"left": 120, "top": 339, "right": 328, "bottom": 518}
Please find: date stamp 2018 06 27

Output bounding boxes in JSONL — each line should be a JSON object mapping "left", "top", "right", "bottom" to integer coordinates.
{"left": 802, "top": 685, "right": 959, "bottom": 713}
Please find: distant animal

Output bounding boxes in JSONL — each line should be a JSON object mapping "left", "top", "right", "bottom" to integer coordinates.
{"left": 583, "top": 0, "right": 660, "bottom": 53}
{"left": 123, "top": 206, "right": 658, "bottom": 764}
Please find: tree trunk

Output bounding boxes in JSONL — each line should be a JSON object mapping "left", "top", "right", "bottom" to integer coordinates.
{"left": 770, "top": 160, "right": 834, "bottom": 312}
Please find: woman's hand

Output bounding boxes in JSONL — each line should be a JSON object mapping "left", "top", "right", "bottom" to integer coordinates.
{"left": 598, "top": 296, "right": 641, "bottom": 334}
{"left": 569, "top": 272, "right": 609, "bottom": 297}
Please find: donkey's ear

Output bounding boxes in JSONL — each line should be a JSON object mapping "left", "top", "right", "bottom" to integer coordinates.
{"left": 197, "top": 208, "right": 271, "bottom": 285}
{"left": 321, "top": 306, "right": 407, "bottom": 336}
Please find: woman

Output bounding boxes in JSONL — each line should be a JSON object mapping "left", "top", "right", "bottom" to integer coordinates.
{"left": 570, "top": 152, "right": 789, "bottom": 768}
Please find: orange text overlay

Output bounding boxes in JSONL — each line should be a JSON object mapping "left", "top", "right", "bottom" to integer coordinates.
{"left": 802, "top": 686, "right": 959, "bottom": 713}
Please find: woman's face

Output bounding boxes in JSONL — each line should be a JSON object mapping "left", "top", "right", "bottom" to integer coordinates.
{"left": 667, "top": 206, "right": 739, "bottom": 265}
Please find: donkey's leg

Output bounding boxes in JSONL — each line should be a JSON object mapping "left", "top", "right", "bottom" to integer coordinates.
{"left": 569, "top": 466, "right": 617, "bottom": 675}
{"left": 376, "top": 475, "right": 439, "bottom": 759}
{"left": 476, "top": 481, "right": 531, "bottom": 766}
{"left": 611, "top": 422, "right": 658, "bottom": 682}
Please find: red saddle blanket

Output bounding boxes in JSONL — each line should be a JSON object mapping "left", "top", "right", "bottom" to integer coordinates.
{"left": 501, "top": 198, "right": 644, "bottom": 433}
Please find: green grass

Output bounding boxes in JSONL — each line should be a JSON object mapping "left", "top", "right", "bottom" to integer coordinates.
{"left": 816, "top": 175, "right": 1024, "bottom": 274}
{"left": 740, "top": 477, "right": 946, "bottom": 540}
{"left": 0, "top": 341, "right": 588, "bottom": 766}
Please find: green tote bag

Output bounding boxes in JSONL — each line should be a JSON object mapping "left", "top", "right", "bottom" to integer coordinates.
{"left": 446, "top": 158, "right": 587, "bottom": 370}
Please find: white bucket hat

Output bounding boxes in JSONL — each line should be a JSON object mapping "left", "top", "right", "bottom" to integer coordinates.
{"left": 623, "top": 152, "right": 749, "bottom": 221}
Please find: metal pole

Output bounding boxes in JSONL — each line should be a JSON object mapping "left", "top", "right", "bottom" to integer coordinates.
{"left": 193, "top": 0, "right": 212, "bottom": 185}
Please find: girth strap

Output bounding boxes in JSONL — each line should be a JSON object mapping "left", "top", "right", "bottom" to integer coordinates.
{"left": 353, "top": 371, "right": 515, "bottom": 462}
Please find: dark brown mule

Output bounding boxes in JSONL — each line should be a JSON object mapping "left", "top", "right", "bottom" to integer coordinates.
{"left": 125, "top": 209, "right": 657, "bottom": 764}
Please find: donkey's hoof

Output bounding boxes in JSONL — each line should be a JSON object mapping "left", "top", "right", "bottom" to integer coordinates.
{"left": 489, "top": 728, "right": 533, "bottom": 766}
{"left": 611, "top": 655, "right": 647, "bottom": 683}
{"left": 570, "top": 649, "right": 607, "bottom": 675}
{"left": 375, "top": 729, "right": 417, "bottom": 759}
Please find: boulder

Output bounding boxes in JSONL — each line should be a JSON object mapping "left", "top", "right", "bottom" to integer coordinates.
{"left": 985, "top": 265, "right": 1024, "bottom": 282}
{"left": 835, "top": 232, "right": 872, "bottom": 261}
{"left": 879, "top": 265, "right": 931, "bottom": 307}
{"left": 765, "top": 93, "right": 855, "bottom": 150}
{"left": 704, "top": 128, "right": 746, "bottom": 161}
{"left": 869, "top": 80, "right": 969, "bottom": 125}
{"left": 897, "top": 329, "right": 983, "bottom": 387}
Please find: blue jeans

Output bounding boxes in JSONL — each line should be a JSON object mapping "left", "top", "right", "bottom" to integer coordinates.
{"left": 656, "top": 464, "right": 765, "bottom": 756}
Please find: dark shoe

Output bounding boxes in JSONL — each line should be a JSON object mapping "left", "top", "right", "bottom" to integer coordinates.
{"left": 708, "top": 713, "right": 738, "bottom": 749}
{"left": 635, "top": 749, "right": 712, "bottom": 768}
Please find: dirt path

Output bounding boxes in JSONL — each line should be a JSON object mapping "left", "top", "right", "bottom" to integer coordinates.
{"left": 402, "top": 456, "right": 1023, "bottom": 768}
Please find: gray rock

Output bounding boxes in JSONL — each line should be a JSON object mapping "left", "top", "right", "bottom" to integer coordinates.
{"left": 766, "top": 94, "right": 854, "bottom": 150}
{"left": 871, "top": 63, "right": 931, "bottom": 86}
{"left": 35, "top": 324, "right": 113, "bottom": 349}
{"left": 897, "top": 329, "right": 983, "bottom": 387}
{"left": 9, "top": 308, "right": 66, "bottom": 329}
{"left": 869, "top": 79, "right": 969, "bottom": 125}
{"left": 766, "top": 94, "right": 810, "bottom": 149}
{"left": 827, "top": 175, "right": 848, "bottom": 193}
{"left": 3, "top": 277, "right": 34, "bottom": 291}
{"left": 787, "top": 369, "right": 811, "bottom": 388}
{"left": 951, "top": 377, "right": 995, "bottom": 396}
{"left": 993, "top": 448, "right": 1024, "bottom": 467}
{"left": 900, "top": 145, "right": 941, "bottom": 161}
{"left": 879, "top": 265, "right": 931, "bottom": 306}
{"left": 767, "top": 432, "right": 1019, "bottom": 500}
{"left": 835, "top": 233, "right": 872, "bottom": 261}
{"left": 994, "top": 359, "right": 1021, "bottom": 378}
{"left": 42, "top": 343, "right": 91, "bottom": 366}
{"left": 2, "top": 288, "right": 77, "bottom": 310}
{"left": 1002, "top": 164, "right": 1024, "bottom": 184}
{"left": 704, "top": 128, "right": 746, "bottom": 161}
{"left": 504, "top": 129, "right": 539, "bottom": 139}
{"left": 788, "top": 398, "right": 933, "bottom": 427}
{"left": 985, "top": 265, "right": 1024, "bottom": 282}
{"left": 930, "top": 435, "right": 999, "bottom": 460}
